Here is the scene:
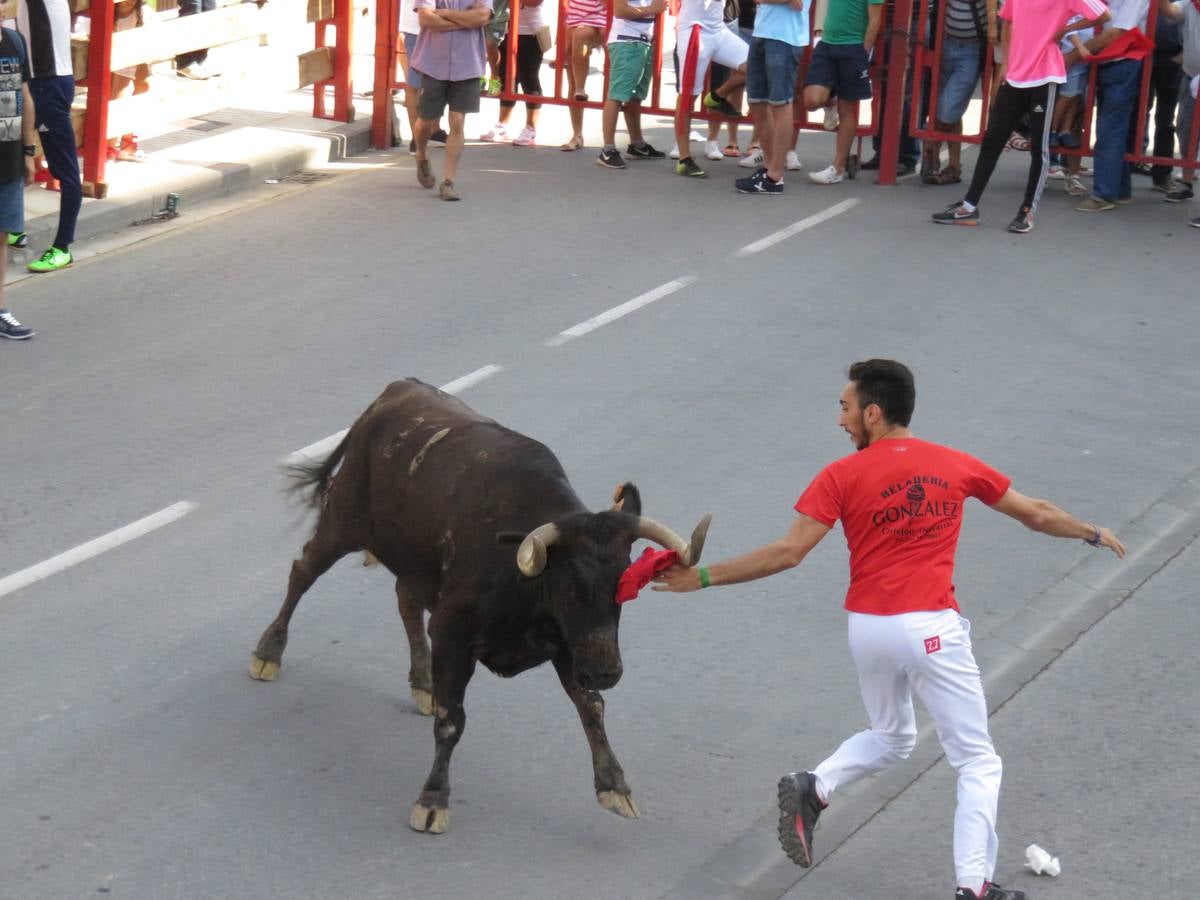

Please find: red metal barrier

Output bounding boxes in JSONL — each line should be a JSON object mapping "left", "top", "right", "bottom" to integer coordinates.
{"left": 79, "top": 0, "right": 116, "bottom": 195}
{"left": 908, "top": 0, "right": 1198, "bottom": 173}
{"left": 313, "top": 0, "right": 355, "bottom": 121}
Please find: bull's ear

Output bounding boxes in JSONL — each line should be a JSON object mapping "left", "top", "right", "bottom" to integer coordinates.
{"left": 496, "top": 532, "right": 525, "bottom": 544}
{"left": 611, "top": 482, "right": 642, "bottom": 516}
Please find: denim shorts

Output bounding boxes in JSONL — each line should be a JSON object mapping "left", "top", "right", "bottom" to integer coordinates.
{"left": 805, "top": 41, "right": 872, "bottom": 102}
{"left": 936, "top": 36, "right": 982, "bottom": 123}
{"left": 0, "top": 177, "right": 23, "bottom": 234}
{"left": 746, "top": 37, "right": 802, "bottom": 105}
{"left": 403, "top": 32, "right": 423, "bottom": 90}
{"left": 1061, "top": 62, "right": 1088, "bottom": 98}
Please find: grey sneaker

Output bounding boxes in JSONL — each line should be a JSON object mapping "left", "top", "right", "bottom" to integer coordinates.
{"left": 777, "top": 772, "right": 824, "bottom": 867}
{"left": 0, "top": 307, "right": 34, "bottom": 340}
{"left": 416, "top": 159, "right": 435, "bottom": 189}
{"left": 438, "top": 180, "right": 460, "bottom": 201}
{"left": 1007, "top": 206, "right": 1033, "bottom": 233}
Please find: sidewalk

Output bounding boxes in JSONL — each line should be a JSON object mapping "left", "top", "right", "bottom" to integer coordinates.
{"left": 17, "top": 85, "right": 372, "bottom": 262}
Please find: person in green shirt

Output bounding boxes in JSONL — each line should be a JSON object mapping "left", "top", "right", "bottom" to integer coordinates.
{"left": 802, "top": 0, "right": 885, "bottom": 183}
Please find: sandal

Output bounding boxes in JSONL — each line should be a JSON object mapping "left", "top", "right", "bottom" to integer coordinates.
{"left": 1005, "top": 132, "right": 1032, "bottom": 152}
{"left": 920, "top": 143, "right": 941, "bottom": 183}
{"left": 560, "top": 135, "right": 584, "bottom": 151}
{"left": 722, "top": 143, "right": 741, "bottom": 158}
{"left": 930, "top": 164, "right": 961, "bottom": 185}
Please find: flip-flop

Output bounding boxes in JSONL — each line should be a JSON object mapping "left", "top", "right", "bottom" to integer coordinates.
{"left": 560, "top": 136, "right": 584, "bottom": 151}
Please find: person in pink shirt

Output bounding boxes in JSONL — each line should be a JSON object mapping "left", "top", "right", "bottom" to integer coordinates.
{"left": 932, "top": 0, "right": 1110, "bottom": 232}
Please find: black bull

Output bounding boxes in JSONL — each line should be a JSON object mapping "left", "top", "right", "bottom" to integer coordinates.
{"left": 249, "top": 379, "right": 711, "bottom": 833}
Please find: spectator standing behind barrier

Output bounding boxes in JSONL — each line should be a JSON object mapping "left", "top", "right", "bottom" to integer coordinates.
{"left": 0, "top": 22, "right": 36, "bottom": 339}
{"left": 673, "top": 0, "right": 749, "bottom": 177}
{"left": 734, "top": 0, "right": 808, "bottom": 193}
{"left": 860, "top": 0, "right": 922, "bottom": 177}
{"left": 560, "top": 0, "right": 607, "bottom": 150}
{"left": 1068, "top": 0, "right": 1153, "bottom": 211}
{"left": 922, "top": 0, "right": 997, "bottom": 184}
{"left": 932, "top": 0, "right": 1109, "bottom": 232}
{"left": 1142, "top": 9, "right": 1183, "bottom": 191}
{"left": 1158, "top": 0, "right": 1200, "bottom": 205}
{"left": 175, "top": 0, "right": 216, "bottom": 81}
{"left": 479, "top": 0, "right": 544, "bottom": 145}
{"left": 802, "top": 0, "right": 884, "bottom": 184}
{"left": 17, "top": 0, "right": 79, "bottom": 274}
{"left": 412, "top": 0, "right": 493, "bottom": 200}
{"left": 596, "top": 0, "right": 668, "bottom": 168}
{"left": 1048, "top": 17, "right": 1092, "bottom": 194}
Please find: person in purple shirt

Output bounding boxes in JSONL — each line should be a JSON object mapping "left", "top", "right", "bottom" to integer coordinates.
{"left": 412, "top": 0, "right": 494, "bottom": 200}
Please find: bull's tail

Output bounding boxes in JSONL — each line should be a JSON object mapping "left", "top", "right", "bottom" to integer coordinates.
{"left": 285, "top": 429, "right": 352, "bottom": 508}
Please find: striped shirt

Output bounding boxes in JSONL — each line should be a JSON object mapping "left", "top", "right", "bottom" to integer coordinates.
{"left": 943, "top": 0, "right": 987, "bottom": 40}
{"left": 17, "top": 0, "right": 73, "bottom": 80}
{"left": 566, "top": 0, "right": 608, "bottom": 27}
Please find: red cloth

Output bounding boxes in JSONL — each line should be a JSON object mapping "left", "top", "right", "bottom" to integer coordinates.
{"left": 615, "top": 548, "right": 679, "bottom": 604}
{"left": 1089, "top": 28, "right": 1156, "bottom": 62}
{"left": 795, "top": 438, "right": 1011, "bottom": 616}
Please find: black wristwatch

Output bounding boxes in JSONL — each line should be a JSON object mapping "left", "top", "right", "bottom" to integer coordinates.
{"left": 23, "top": 145, "right": 36, "bottom": 157}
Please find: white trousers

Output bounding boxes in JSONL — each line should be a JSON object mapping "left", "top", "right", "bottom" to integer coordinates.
{"left": 813, "top": 609, "right": 1002, "bottom": 887}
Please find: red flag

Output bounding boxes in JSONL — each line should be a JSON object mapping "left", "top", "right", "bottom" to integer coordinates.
{"left": 615, "top": 548, "right": 680, "bottom": 604}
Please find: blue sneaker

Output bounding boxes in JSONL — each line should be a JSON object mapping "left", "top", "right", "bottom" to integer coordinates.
{"left": 736, "top": 170, "right": 783, "bottom": 194}
{"left": 0, "top": 307, "right": 34, "bottom": 340}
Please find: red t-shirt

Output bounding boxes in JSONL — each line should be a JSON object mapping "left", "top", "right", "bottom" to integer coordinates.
{"left": 794, "top": 438, "right": 1012, "bottom": 615}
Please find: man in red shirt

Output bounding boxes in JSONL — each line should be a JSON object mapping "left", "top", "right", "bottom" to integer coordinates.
{"left": 653, "top": 359, "right": 1125, "bottom": 900}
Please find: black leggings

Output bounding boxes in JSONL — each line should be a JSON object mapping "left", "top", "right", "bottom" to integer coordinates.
{"left": 499, "top": 34, "right": 543, "bottom": 110}
{"left": 965, "top": 81, "right": 1057, "bottom": 214}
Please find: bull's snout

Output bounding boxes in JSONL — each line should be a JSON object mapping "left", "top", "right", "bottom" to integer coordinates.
{"left": 575, "top": 659, "right": 623, "bottom": 691}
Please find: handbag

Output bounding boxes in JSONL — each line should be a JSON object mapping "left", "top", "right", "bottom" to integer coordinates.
{"left": 535, "top": 24, "right": 552, "bottom": 54}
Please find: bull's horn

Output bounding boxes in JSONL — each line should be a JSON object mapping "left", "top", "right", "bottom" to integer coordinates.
{"left": 636, "top": 513, "right": 713, "bottom": 566}
{"left": 517, "top": 523, "right": 561, "bottom": 577}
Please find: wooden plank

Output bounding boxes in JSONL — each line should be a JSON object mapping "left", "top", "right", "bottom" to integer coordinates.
{"left": 70, "top": 4, "right": 271, "bottom": 76}
{"left": 297, "top": 47, "right": 334, "bottom": 87}
{"left": 307, "top": 0, "right": 334, "bottom": 22}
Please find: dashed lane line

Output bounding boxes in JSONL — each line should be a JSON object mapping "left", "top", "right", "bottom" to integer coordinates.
{"left": 735, "top": 199, "right": 861, "bottom": 258}
{"left": 543, "top": 277, "right": 697, "bottom": 347}
{"left": 0, "top": 501, "right": 199, "bottom": 600}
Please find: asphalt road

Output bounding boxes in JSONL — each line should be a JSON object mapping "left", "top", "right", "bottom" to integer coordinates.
{"left": 2, "top": 127, "right": 1198, "bottom": 900}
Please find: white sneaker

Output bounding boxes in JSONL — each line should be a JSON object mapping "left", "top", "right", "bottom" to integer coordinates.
{"left": 513, "top": 125, "right": 536, "bottom": 146}
{"left": 177, "top": 63, "right": 210, "bottom": 80}
{"left": 669, "top": 143, "right": 681, "bottom": 159}
{"left": 739, "top": 147, "right": 765, "bottom": 168}
{"left": 480, "top": 123, "right": 509, "bottom": 142}
{"left": 823, "top": 106, "right": 839, "bottom": 131}
{"left": 689, "top": 129, "right": 705, "bottom": 142}
{"left": 704, "top": 140, "right": 723, "bottom": 161}
{"left": 785, "top": 149, "right": 803, "bottom": 170}
{"left": 1047, "top": 163, "right": 1065, "bottom": 179}
{"left": 807, "top": 164, "right": 844, "bottom": 184}
{"left": 1065, "top": 173, "right": 1088, "bottom": 196}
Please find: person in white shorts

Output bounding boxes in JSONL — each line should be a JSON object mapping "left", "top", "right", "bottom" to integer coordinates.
{"left": 653, "top": 358, "right": 1127, "bottom": 900}
{"left": 673, "top": 0, "right": 748, "bottom": 177}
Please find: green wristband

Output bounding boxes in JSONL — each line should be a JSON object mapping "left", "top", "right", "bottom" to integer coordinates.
{"left": 698, "top": 566, "right": 711, "bottom": 589}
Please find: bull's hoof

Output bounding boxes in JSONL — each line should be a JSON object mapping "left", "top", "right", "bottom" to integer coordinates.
{"left": 411, "top": 688, "right": 435, "bottom": 716}
{"left": 409, "top": 802, "right": 451, "bottom": 833}
{"left": 248, "top": 655, "right": 280, "bottom": 681}
{"left": 597, "top": 790, "right": 640, "bottom": 819}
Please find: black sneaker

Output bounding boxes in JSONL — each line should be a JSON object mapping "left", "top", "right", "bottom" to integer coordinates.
{"left": 703, "top": 91, "right": 742, "bottom": 118}
{"left": 429, "top": 128, "right": 448, "bottom": 147}
{"left": 1132, "top": 162, "right": 1154, "bottom": 177}
{"left": 626, "top": 142, "right": 665, "bottom": 160}
{"left": 675, "top": 157, "right": 707, "bottom": 178}
{"left": 1007, "top": 206, "right": 1033, "bottom": 233}
{"left": 0, "top": 307, "right": 34, "bottom": 340}
{"left": 1165, "top": 184, "right": 1194, "bottom": 203}
{"left": 777, "top": 772, "right": 823, "bottom": 867}
{"left": 954, "top": 881, "right": 1027, "bottom": 900}
{"left": 597, "top": 148, "right": 627, "bottom": 169}
{"left": 932, "top": 202, "right": 980, "bottom": 226}
{"left": 860, "top": 155, "right": 880, "bottom": 170}
{"left": 736, "top": 170, "right": 783, "bottom": 194}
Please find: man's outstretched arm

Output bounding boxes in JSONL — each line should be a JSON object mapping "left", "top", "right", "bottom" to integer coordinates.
{"left": 989, "top": 488, "right": 1126, "bottom": 557}
{"left": 652, "top": 514, "right": 832, "bottom": 593}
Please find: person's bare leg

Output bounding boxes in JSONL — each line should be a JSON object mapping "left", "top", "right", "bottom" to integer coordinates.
{"left": 603, "top": 98, "right": 621, "bottom": 147}
{"left": 766, "top": 103, "right": 793, "bottom": 182}
{"left": 833, "top": 98, "right": 858, "bottom": 172}
{"left": 675, "top": 92, "right": 693, "bottom": 159}
{"left": 443, "top": 110, "right": 466, "bottom": 182}
{"left": 415, "top": 116, "right": 432, "bottom": 162}
{"left": 749, "top": 101, "right": 768, "bottom": 163}
{"left": 623, "top": 101, "right": 645, "bottom": 145}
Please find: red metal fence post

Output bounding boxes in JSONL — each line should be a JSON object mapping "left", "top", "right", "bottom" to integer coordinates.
{"left": 876, "top": 0, "right": 914, "bottom": 185}
{"left": 81, "top": 0, "right": 115, "bottom": 194}
{"left": 333, "top": 0, "right": 355, "bottom": 121}
{"left": 372, "top": 0, "right": 399, "bottom": 147}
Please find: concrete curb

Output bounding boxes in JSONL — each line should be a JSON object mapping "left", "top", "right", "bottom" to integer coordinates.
{"left": 660, "top": 466, "right": 1200, "bottom": 900}
{"left": 19, "top": 118, "right": 372, "bottom": 258}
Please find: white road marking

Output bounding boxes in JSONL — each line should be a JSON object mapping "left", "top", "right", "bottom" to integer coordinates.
{"left": 0, "top": 501, "right": 198, "bottom": 600}
{"left": 544, "top": 276, "right": 697, "bottom": 347}
{"left": 735, "top": 199, "right": 861, "bottom": 258}
{"left": 284, "top": 365, "right": 504, "bottom": 464}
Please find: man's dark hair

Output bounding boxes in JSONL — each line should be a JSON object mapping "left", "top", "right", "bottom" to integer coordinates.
{"left": 847, "top": 359, "right": 916, "bottom": 427}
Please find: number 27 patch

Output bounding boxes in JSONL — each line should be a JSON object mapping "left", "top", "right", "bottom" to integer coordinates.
{"left": 924, "top": 635, "right": 941, "bottom": 654}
